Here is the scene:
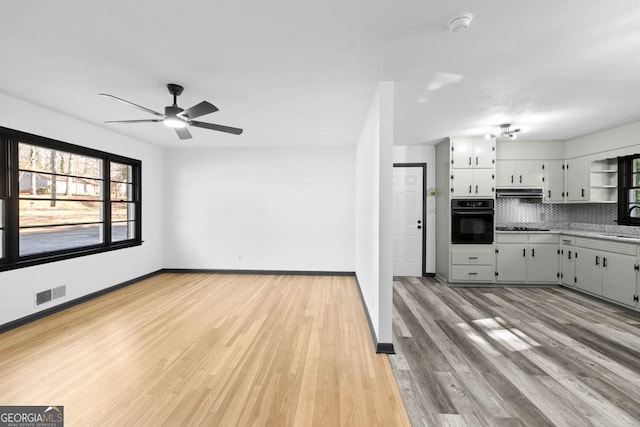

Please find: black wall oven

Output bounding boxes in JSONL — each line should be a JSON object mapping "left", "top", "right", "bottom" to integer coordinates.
{"left": 451, "top": 199, "right": 494, "bottom": 244}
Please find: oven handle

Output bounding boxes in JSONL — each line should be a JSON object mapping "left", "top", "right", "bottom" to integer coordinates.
{"left": 451, "top": 210, "right": 494, "bottom": 215}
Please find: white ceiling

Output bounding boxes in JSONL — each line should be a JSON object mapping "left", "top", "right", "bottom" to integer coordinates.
{"left": 1, "top": 0, "right": 640, "bottom": 148}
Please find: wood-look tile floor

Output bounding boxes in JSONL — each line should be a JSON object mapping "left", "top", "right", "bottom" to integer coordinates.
{"left": 389, "top": 276, "right": 640, "bottom": 427}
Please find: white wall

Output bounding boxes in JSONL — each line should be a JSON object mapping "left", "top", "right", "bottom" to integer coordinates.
{"left": 496, "top": 140, "right": 565, "bottom": 160}
{"left": 162, "top": 147, "right": 355, "bottom": 271}
{"left": 355, "top": 82, "right": 394, "bottom": 346}
{"left": 566, "top": 120, "right": 640, "bottom": 158}
{"left": 393, "top": 145, "right": 436, "bottom": 273}
{"left": 0, "top": 92, "right": 164, "bottom": 326}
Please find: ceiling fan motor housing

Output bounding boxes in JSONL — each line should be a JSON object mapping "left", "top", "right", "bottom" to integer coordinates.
{"left": 165, "top": 105, "right": 184, "bottom": 118}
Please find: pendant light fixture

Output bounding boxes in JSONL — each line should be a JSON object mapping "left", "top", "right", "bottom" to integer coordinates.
{"left": 485, "top": 124, "right": 521, "bottom": 140}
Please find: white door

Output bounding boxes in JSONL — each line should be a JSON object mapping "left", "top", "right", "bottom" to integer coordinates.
{"left": 393, "top": 166, "right": 424, "bottom": 276}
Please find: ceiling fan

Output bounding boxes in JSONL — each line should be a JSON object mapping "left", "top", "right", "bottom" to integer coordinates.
{"left": 99, "top": 83, "right": 243, "bottom": 140}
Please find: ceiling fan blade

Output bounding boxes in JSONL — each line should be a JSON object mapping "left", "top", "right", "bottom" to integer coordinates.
{"left": 99, "top": 93, "right": 164, "bottom": 117}
{"left": 190, "top": 120, "right": 243, "bottom": 135}
{"left": 105, "top": 119, "right": 163, "bottom": 124}
{"left": 177, "top": 101, "right": 219, "bottom": 120}
{"left": 174, "top": 127, "right": 192, "bottom": 140}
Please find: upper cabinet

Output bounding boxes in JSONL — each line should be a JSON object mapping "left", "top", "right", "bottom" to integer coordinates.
{"left": 451, "top": 138, "right": 495, "bottom": 169}
{"left": 565, "top": 156, "right": 590, "bottom": 202}
{"left": 564, "top": 156, "right": 617, "bottom": 203}
{"left": 496, "top": 160, "right": 544, "bottom": 187}
{"left": 543, "top": 160, "right": 566, "bottom": 203}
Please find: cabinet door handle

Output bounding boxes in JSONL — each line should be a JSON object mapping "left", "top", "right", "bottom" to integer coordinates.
{"left": 469, "top": 156, "right": 472, "bottom": 166}
{"left": 595, "top": 255, "right": 600, "bottom": 266}
{"left": 468, "top": 257, "right": 478, "bottom": 260}
{"left": 511, "top": 175, "right": 514, "bottom": 183}
{"left": 548, "top": 190, "right": 551, "bottom": 198}
{"left": 469, "top": 185, "right": 472, "bottom": 193}
{"left": 468, "top": 272, "right": 478, "bottom": 275}
{"left": 519, "top": 175, "right": 523, "bottom": 183}
{"left": 568, "top": 250, "right": 572, "bottom": 260}
{"left": 603, "top": 257, "right": 607, "bottom": 268}
{"left": 582, "top": 188, "right": 585, "bottom": 198}
{"left": 523, "top": 248, "right": 526, "bottom": 257}
{"left": 531, "top": 248, "right": 535, "bottom": 257}
{"left": 475, "top": 185, "right": 478, "bottom": 193}
{"left": 475, "top": 156, "right": 479, "bottom": 165}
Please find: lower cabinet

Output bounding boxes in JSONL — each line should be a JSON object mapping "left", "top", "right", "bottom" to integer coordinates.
{"left": 574, "top": 237, "right": 639, "bottom": 307}
{"left": 495, "top": 234, "right": 559, "bottom": 284}
{"left": 450, "top": 245, "right": 495, "bottom": 282}
{"left": 560, "top": 236, "right": 576, "bottom": 286}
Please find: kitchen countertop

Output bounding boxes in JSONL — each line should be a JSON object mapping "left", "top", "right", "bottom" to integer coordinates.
{"left": 496, "top": 228, "right": 640, "bottom": 243}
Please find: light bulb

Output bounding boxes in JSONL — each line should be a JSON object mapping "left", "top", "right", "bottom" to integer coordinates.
{"left": 163, "top": 117, "right": 187, "bottom": 128}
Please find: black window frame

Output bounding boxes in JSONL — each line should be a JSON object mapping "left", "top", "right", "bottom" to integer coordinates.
{"left": 617, "top": 154, "right": 640, "bottom": 226}
{"left": 0, "top": 126, "right": 141, "bottom": 271}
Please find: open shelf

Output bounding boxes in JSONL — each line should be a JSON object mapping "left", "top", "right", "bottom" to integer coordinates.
{"left": 589, "top": 158, "right": 617, "bottom": 202}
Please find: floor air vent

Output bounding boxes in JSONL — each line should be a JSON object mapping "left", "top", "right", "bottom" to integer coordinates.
{"left": 35, "top": 285, "right": 66, "bottom": 306}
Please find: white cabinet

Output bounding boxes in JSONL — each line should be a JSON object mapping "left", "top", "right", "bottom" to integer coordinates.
{"left": 565, "top": 156, "right": 589, "bottom": 202}
{"left": 495, "top": 234, "right": 528, "bottom": 283}
{"left": 602, "top": 252, "right": 637, "bottom": 307}
{"left": 574, "top": 237, "right": 638, "bottom": 307}
{"left": 560, "top": 236, "right": 576, "bottom": 286}
{"left": 543, "top": 160, "right": 566, "bottom": 203}
{"left": 495, "top": 233, "right": 559, "bottom": 284}
{"left": 496, "top": 160, "right": 544, "bottom": 187}
{"left": 451, "top": 138, "right": 495, "bottom": 169}
{"left": 450, "top": 169, "right": 495, "bottom": 197}
{"left": 450, "top": 245, "right": 495, "bottom": 282}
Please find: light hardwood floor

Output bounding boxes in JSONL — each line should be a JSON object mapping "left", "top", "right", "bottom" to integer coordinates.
{"left": 390, "top": 276, "right": 640, "bottom": 426}
{"left": 0, "top": 273, "right": 409, "bottom": 426}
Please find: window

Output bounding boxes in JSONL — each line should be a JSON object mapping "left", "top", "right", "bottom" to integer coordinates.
{"left": 617, "top": 154, "right": 640, "bottom": 226}
{"left": 0, "top": 127, "right": 141, "bottom": 271}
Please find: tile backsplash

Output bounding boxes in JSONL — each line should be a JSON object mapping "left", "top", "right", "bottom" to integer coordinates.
{"left": 495, "top": 199, "right": 640, "bottom": 237}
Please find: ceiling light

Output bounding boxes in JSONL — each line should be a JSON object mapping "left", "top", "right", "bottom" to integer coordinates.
{"left": 163, "top": 117, "right": 187, "bottom": 128}
{"left": 448, "top": 13, "right": 473, "bottom": 34}
{"left": 486, "top": 124, "right": 522, "bottom": 140}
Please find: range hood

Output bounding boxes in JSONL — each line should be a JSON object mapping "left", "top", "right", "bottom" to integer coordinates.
{"left": 496, "top": 188, "right": 544, "bottom": 198}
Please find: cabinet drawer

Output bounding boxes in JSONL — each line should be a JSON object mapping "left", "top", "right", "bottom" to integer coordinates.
{"left": 528, "top": 234, "right": 559, "bottom": 244}
{"left": 560, "top": 235, "right": 576, "bottom": 245}
{"left": 577, "top": 237, "right": 637, "bottom": 256}
{"left": 451, "top": 266, "right": 495, "bottom": 282}
{"left": 451, "top": 250, "right": 494, "bottom": 265}
{"left": 496, "top": 233, "right": 527, "bottom": 243}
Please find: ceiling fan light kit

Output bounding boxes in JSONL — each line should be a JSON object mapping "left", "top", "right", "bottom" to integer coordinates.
{"left": 99, "top": 83, "right": 243, "bottom": 140}
{"left": 485, "top": 123, "right": 522, "bottom": 140}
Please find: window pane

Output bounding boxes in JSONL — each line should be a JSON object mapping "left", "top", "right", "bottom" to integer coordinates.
{"left": 112, "top": 222, "right": 135, "bottom": 242}
{"left": 111, "top": 202, "right": 135, "bottom": 222}
{"left": 628, "top": 189, "right": 640, "bottom": 205}
{"left": 634, "top": 158, "right": 640, "bottom": 173}
{"left": 20, "top": 200, "right": 102, "bottom": 227}
{"left": 110, "top": 163, "right": 132, "bottom": 183}
{"left": 110, "top": 182, "right": 133, "bottom": 201}
{"left": 19, "top": 173, "right": 102, "bottom": 199}
{"left": 19, "top": 143, "right": 103, "bottom": 178}
{"left": 20, "top": 224, "right": 103, "bottom": 256}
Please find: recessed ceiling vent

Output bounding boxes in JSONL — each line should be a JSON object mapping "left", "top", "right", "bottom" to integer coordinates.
{"left": 35, "top": 285, "right": 66, "bottom": 306}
